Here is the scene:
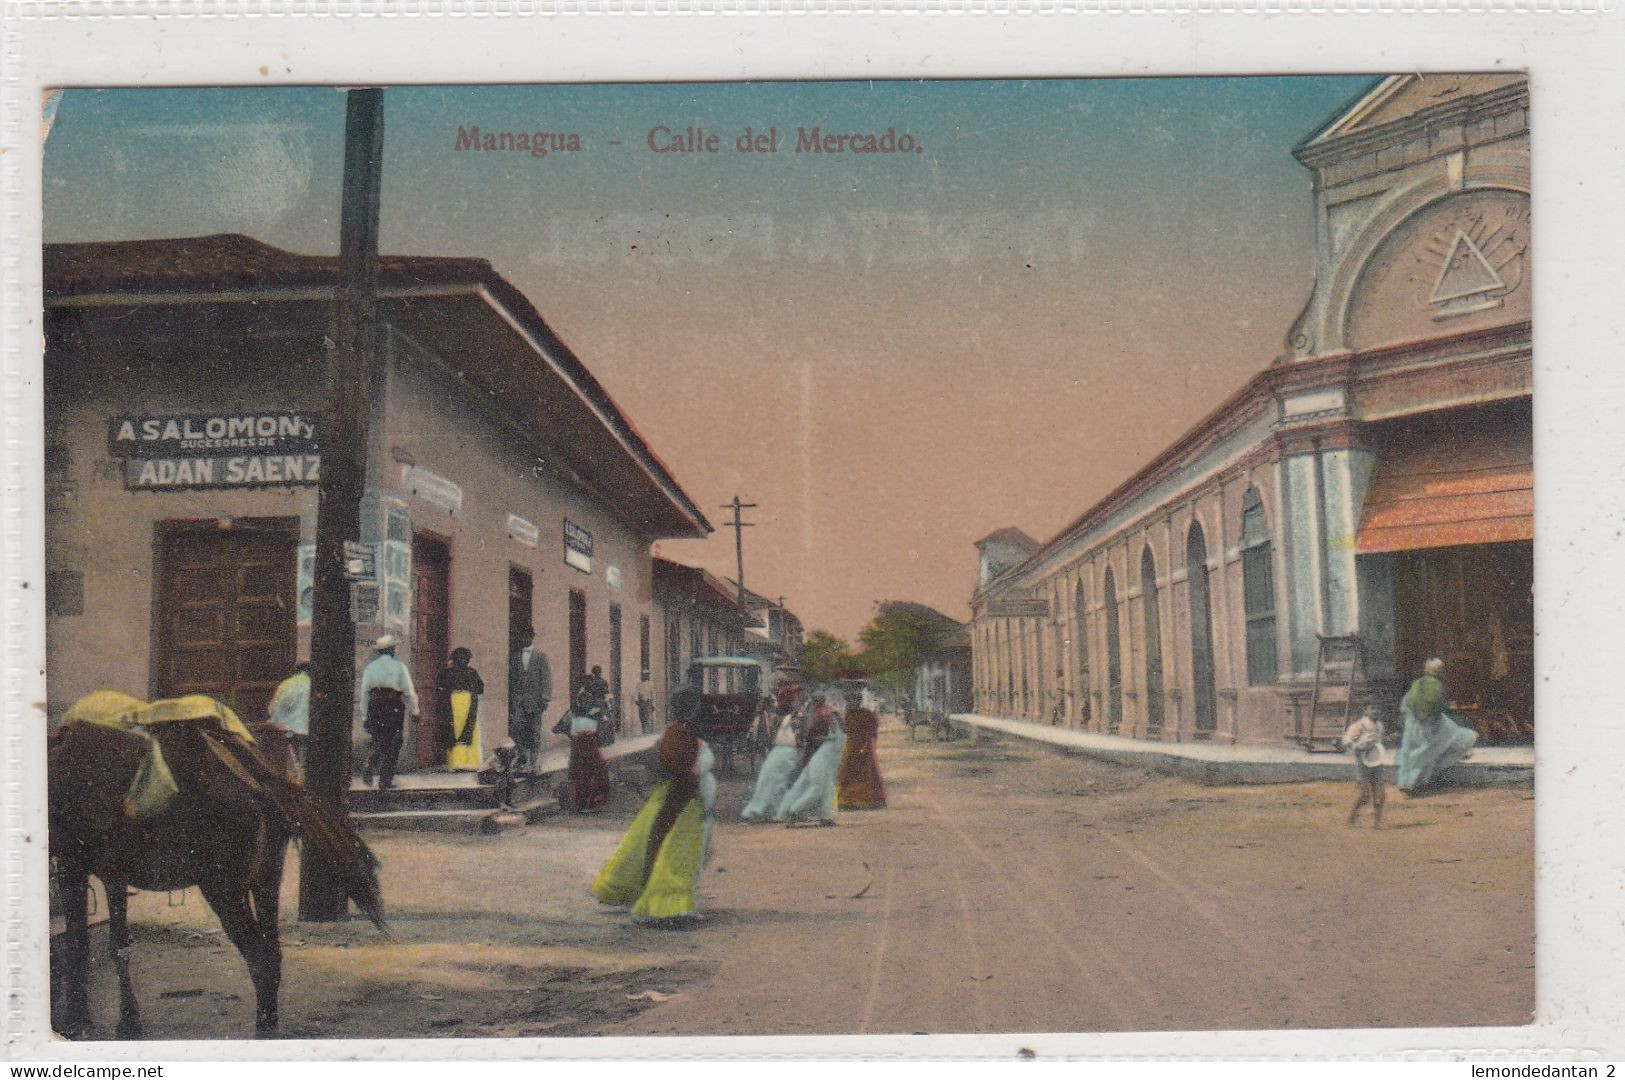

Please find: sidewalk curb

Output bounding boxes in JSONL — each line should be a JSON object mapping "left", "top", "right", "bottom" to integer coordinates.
{"left": 949, "top": 713, "right": 1534, "bottom": 788}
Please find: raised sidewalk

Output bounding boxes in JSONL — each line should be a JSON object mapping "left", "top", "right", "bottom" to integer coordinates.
{"left": 348, "top": 731, "right": 663, "bottom": 830}
{"left": 947, "top": 712, "right": 1533, "bottom": 787}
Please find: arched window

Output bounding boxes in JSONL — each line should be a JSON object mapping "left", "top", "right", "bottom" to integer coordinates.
{"left": 1073, "top": 579, "right": 1091, "bottom": 728}
{"left": 1187, "top": 522, "right": 1217, "bottom": 735}
{"left": 1103, "top": 566, "right": 1124, "bottom": 734}
{"left": 1241, "top": 486, "right": 1279, "bottom": 684}
{"left": 1140, "top": 546, "right": 1165, "bottom": 736}
{"left": 994, "top": 620, "right": 1007, "bottom": 711}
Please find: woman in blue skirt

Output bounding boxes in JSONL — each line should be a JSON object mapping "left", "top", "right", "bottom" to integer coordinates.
{"left": 741, "top": 707, "right": 801, "bottom": 822}
{"left": 777, "top": 698, "right": 844, "bottom": 826}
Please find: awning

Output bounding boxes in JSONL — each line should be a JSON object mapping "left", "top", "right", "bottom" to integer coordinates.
{"left": 1356, "top": 414, "right": 1532, "bottom": 554}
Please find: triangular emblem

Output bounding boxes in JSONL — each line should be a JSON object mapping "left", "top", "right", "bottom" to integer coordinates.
{"left": 1430, "top": 229, "right": 1505, "bottom": 304}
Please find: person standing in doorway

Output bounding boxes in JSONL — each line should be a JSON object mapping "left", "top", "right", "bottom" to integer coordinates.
{"left": 439, "top": 647, "right": 485, "bottom": 773}
{"left": 508, "top": 630, "right": 552, "bottom": 774}
{"left": 360, "top": 634, "right": 419, "bottom": 790}
{"left": 634, "top": 677, "right": 656, "bottom": 734}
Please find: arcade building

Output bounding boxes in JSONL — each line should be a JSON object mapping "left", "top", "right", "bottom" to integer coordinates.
{"left": 968, "top": 74, "right": 1533, "bottom": 748}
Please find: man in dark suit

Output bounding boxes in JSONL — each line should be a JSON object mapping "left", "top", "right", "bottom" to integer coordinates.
{"left": 508, "top": 630, "right": 553, "bottom": 773}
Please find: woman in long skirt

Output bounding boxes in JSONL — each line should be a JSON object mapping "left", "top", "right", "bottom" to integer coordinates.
{"left": 592, "top": 720, "right": 716, "bottom": 921}
{"left": 567, "top": 703, "right": 613, "bottom": 812}
{"left": 777, "top": 701, "right": 844, "bottom": 826}
{"left": 741, "top": 708, "right": 801, "bottom": 821}
{"left": 835, "top": 691, "right": 887, "bottom": 810}
{"left": 1394, "top": 658, "right": 1477, "bottom": 793}
{"left": 439, "top": 648, "right": 485, "bottom": 772}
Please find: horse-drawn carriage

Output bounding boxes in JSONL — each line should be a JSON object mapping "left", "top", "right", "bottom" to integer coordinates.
{"left": 687, "top": 656, "right": 773, "bottom": 775}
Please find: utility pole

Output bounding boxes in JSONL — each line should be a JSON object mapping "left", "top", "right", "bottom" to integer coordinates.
{"left": 720, "top": 495, "right": 757, "bottom": 611}
{"left": 300, "top": 88, "right": 384, "bottom": 922}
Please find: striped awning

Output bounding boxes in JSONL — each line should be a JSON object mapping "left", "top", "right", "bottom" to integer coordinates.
{"left": 1356, "top": 415, "right": 1532, "bottom": 554}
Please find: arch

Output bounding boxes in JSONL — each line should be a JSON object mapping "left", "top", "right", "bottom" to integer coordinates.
{"left": 1186, "top": 521, "right": 1218, "bottom": 735}
{"left": 1140, "top": 546, "right": 1165, "bottom": 736}
{"left": 994, "top": 620, "right": 1007, "bottom": 711}
{"left": 1318, "top": 176, "right": 1531, "bottom": 354}
{"left": 1073, "top": 577, "right": 1091, "bottom": 728}
{"left": 1241, "top": 485, "right": 1279, "bottom": 685}
{"left": 1102, "top": 565, "right": 1124, "bottom": 734}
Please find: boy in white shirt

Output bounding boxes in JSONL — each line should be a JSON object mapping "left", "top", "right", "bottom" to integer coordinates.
{"left": 1339, "top": 710, "right": 1387, "bottom": 828}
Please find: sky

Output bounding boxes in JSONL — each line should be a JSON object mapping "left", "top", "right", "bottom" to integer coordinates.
{"left": 43, "top": 76, "right": 1377, "bottom": 641}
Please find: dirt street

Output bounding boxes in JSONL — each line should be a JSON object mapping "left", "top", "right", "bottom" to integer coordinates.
{"left": 60, "top": 721, "right": 1534, "bottom": 1040}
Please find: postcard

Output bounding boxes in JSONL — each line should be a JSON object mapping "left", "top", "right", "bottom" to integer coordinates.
{"left": 4, "top": 4, "right": 1623, "bottom": 1064}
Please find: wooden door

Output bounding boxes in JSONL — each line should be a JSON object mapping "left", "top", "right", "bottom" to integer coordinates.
{"left": 411, "top": 533, "right": 452, "bottom": 768}
{"left": 608, "top": 603, "right": 623, "bottom": 729}
{"left": 568, "top": 589, "right": 587, "bottom": 705}
{"left": 157, "top": 520, "right": 296, "bottom": 723}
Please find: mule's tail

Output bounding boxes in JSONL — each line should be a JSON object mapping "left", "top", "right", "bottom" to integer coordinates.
{"left": 197, "top": 730, "right": 389, "bottom": 932}
{"left": 274, "top": 780, "right": 389, "bottom": 933}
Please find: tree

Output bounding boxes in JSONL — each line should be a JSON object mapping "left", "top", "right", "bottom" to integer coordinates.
{"left": 855, "top": 602, "right": 962, "bottom": 699}
{"left": 801, "top": 629, "right": 857, "bottom": 684}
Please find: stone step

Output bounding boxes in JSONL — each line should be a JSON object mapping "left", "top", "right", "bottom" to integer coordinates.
{"left": 353, "top": 793, "right": 565, "bottom": 835}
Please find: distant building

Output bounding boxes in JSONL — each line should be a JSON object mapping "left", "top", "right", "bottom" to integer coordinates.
{"left": 651, "top": 558, "right": 752, "bottom": 697}
{"left": 913, "top": 623, "right": 973, "bottom": 719}
{"left": 970, "top": 75, "right": 1532, "bottom": 747}
{"left": 45, "top": 234, "right": 711, "bottom": 767}
{"left": 723, "top": 577, "right": 805, "bottom": 674}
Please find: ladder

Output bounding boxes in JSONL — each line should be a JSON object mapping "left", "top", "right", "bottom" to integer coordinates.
{"left": 1304, "top": 635, "right": 1363, "bottom": 751}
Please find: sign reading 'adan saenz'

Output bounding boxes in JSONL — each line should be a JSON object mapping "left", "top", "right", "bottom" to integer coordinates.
{"left": 110, "top": 412, "right": 323, "bottom": 491}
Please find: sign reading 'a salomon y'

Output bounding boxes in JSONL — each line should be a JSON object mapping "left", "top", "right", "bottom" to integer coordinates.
{"left": 110, "top": 412, "right": 322, "bottom": 490}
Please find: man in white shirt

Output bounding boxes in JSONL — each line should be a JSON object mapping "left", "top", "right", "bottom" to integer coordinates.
{"left": 359, "top": 634, "right": 419, "bottom": 790}
{"left": 267, "top": 661, "right": 311, "bottom": 776}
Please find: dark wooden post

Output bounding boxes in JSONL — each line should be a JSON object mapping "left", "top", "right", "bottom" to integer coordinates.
{"left": 300, "top": 87, "right": 384, "bottom": 921}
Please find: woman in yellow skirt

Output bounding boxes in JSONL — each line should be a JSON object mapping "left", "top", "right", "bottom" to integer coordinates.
{"left": 591, "top": 718, "right": 716, "bottom": 921}
{"left": 438, "top": 647, "right": 485, "bottom": 772}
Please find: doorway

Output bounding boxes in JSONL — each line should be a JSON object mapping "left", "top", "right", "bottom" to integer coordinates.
{"left": 156, "top": 519, "right": 297, "bottom": 722}
{"left": 568, "top": 588, "right": 587, "bottom": 706}
{"left": 608, "top": 602, "right": 623, "bottom": 737}
{"left": 411, "top": 532, "right": 452, "bottom": 768}
{"left": 1187, "top": 523, "right": 1218, "bottom": 737}
{"left": 1393, "top": 541, "right": 1533, "bottom": 743}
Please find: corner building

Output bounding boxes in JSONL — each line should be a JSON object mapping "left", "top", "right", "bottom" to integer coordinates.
{"left": 44, "top": 234, "right": 711, "bottom": 767}
{"left": 970, "top": 75, "right": 1532, "bottom": 747}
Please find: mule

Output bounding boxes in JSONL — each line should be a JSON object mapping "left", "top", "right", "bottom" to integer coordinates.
{"left": 49, "top": 713, "right": 386, "bottom": 1039}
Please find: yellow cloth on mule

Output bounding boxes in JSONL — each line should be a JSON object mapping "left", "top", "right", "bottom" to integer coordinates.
{"left": 445, "top": 690, "right": 482, "bottom": 771}
{"left": 59, "top": 691, "right": 255, "bottom": 819}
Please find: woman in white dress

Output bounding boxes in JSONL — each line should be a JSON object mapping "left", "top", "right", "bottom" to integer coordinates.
{"left": 776, "top": 700, "right": 845, "bottom": 826}
{"left": 741, "top": 708, "right": 801, "bottom": 821}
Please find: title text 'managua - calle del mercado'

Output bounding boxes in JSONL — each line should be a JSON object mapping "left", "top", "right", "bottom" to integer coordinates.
{"left": 967, "top": 75, "right": 1532, "bottom": 751}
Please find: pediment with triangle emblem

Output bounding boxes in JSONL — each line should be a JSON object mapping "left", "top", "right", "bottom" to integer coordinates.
{"left": 1344, "top": 190, "right": 1530, "bottom": 350}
